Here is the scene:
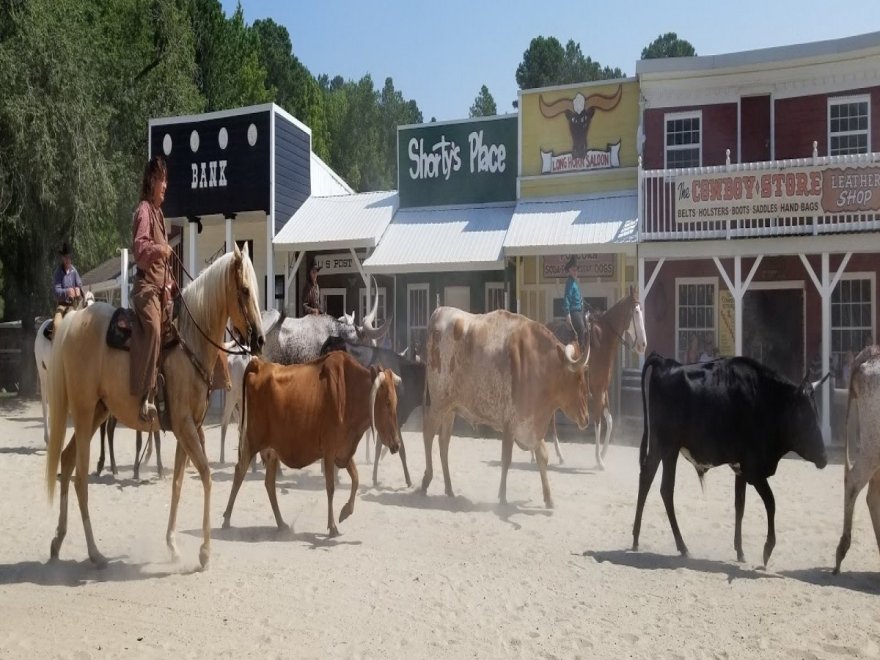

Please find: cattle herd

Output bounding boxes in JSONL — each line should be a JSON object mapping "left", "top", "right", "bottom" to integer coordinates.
{"left": 39, "top": 287, "right": 880, "bottom": 575}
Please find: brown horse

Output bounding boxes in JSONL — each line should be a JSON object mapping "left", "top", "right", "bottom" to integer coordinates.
{"left": 46, "top": 245, "right": 264, "bottom": 568}
{"left": 546, "top": 286, "right": 647, "bottom": 469}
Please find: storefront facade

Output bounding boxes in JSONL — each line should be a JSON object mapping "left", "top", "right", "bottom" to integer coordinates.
{"left": 637, "top": 32, "right": 880, "bottom": 442}
{"left": 363, "top": 115, "right": 518, "bottom": 355}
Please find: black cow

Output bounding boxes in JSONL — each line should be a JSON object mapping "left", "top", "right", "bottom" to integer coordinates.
{"left": 320, "top": 337, "right": 426, "bottom": 487}
{"left": 632, "top": 352, "right": 828, "bottom": 567}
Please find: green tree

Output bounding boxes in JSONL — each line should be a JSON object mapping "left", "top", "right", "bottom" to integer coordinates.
{"left": 252, "top": 18, "right": 330, "bottom": 159}
{"left": 516, "top": 36, "right": 624, "bottom": 90}
{"left": 469, "top": 85, "right": 497, "bottom": 117}
{"left": 641, "top": 32, "right": 697, "bottom": 59}
{"left": 189, "top": 0, "right": 271, "bottom": 111}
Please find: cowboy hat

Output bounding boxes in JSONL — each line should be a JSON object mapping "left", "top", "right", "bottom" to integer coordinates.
{"left": 564, "top": 255, "right": 578, "bottom": 270}
{"left": 309, "top": 258, "right": 322, "bottom": 272}
{"left": 58, "top": 242, "right": 72, "bottom": 257}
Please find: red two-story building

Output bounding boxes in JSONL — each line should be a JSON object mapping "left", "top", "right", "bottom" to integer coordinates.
{"left": 636, "top": 32, "right": 880, "bottom": 442}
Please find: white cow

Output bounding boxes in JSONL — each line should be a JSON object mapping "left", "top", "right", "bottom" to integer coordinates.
{"left": 834, "top": 345, "right": 880, "bottom": 575}
{"left": 34, "top": 291, "right": 95, "bottom": 445}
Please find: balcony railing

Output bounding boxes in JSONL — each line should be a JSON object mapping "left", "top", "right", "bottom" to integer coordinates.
{"left": 640, "top": 146, "right": 880, "bottom": 241}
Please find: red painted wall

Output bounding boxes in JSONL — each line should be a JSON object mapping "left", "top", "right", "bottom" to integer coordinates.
{"left": 740, "top": 95, "right": 771, "bottom": 162}
{"left": 643, "top": 104, "right": 738, "bottom": 169}
{"left": 775, "top": 86, "right": 880, "bottom": 159}
{"left": 643, "top": 254, "right": 879, "bottom": 364}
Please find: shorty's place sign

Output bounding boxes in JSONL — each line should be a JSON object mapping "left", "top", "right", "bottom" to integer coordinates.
{"left": 674, "top": 166, "right": 880, "bottom": 222}
{"left": 543, "top": 254, "right": 615, "bottom": 279}
{"left": 397, "top": 115, "right": 517, "bottom": 207}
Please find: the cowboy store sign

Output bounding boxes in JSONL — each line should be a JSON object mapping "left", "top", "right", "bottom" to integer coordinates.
{"left": 543, "top": 254, "right": 616, "bottom": 279}
{"left": 674, "top": 166, "right": 880, "bottom": 222}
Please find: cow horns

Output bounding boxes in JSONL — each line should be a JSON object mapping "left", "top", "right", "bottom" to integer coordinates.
{"left": 358, "top": 277, "right": 390, "bottom": 341}
{"left": 563, "top": 342, "right": 590, "bottom": 372}
{"left": 539, "top": 85, "right": 623, "bottom": 118}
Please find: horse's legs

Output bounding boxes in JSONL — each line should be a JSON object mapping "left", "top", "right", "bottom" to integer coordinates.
{"left": 168, "top": 418, "right": 212, "bottom": 568}
{"left": 50, "top": 436, "right": 77, "bottom": 559}
{"left": 108, "top": 415, "right": 118, "bottom": 477}
{"left": 96, "top": 422, "right": 106, "bottom": 475}
{"left": 339, "top": 457, "right": 359, "bottom": 523}
{"left": 71, "top": 416, "right": 107, "bottom": 567}
{"left": 599, "top": 406, "right": 613, "bottom": 461}
{"left": 165, "top": 442, "right": 187, "bottom": 560}
{"left": 155, "top": 431, "right": 164, "bottom": 479}
{"left": 594, "top": 418, "right": 606, "bottom": 471}
{"left": 134, "top": 431, "right": 143, "bottom": 481}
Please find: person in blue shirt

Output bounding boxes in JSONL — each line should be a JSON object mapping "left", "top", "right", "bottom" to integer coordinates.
{"left": 52, "top": 241, "right": 84, "bottom": 333}
{"left": 562, "top": 255, "right": 587, "bottom": 354}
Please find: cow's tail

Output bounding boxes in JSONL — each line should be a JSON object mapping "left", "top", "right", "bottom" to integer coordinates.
{"left": 639, "top": 355, "right": 660, "bottom": 467}
{"left": 238, "top": 360, "right": 255, "bottom": 469}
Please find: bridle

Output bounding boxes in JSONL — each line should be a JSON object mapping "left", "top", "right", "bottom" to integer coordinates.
{"left": 171, "top": 251, "right": 257, "bottom": 357}
{"left": 592, "top": 299, "right": 641, "bottom": 351}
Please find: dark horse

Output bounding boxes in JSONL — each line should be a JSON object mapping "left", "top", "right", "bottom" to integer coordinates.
{"left": 545, "top": 286, "right": 647, "bottom": 469}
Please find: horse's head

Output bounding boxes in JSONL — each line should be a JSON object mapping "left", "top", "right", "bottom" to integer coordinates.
{"left": 228, "top": 243, "right": 265, "bottom": 354}
{"left": 626, "top": 285, "right": 647, "bottom": 354}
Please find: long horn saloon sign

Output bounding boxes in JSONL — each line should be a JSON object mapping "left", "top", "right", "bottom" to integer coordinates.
{"left": 538, "top": 85, "right": 623, "bottom": 174}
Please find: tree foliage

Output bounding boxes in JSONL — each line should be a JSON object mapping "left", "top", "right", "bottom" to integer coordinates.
{"left": 469, "top": 85, "right": 497, "bottom": 117}
{"left": 641, "top": 32, "right": 697, "bottom": 59}
{"left": 515, "top": 36, "right": 624, "bottom": 90}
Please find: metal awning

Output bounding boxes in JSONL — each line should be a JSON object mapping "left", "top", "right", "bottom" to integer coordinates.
{"left": 363, "top": 203, "right": 514, "bottom": 274}
{"left": 504, "top": 191, "right": 639, "bottom": 257}
{"left": 273, "top": 190, "right": 398, "bottom": 252}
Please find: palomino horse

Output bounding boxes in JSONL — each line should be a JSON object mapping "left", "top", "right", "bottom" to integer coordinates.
{"left": 34, "top": 291, "right": 95, "bottom": 445}
{"left": 46, "top": 245, "right": 264, "bottom": 568}
{"left": 546, "top": 286, "right": 647, "bottom": 469}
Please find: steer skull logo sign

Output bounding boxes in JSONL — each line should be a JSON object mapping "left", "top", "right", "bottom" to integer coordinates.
{"left": 538, "top": 84, "right": 623, "bottom": 174}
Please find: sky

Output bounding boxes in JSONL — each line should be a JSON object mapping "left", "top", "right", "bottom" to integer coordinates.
{"left": 223, "top": 0, "right": 880, "bottom": 123}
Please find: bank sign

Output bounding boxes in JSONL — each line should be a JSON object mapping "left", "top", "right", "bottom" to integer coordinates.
{"left": 674, "top": 165, "right": 880, "bottom": 223}
{"left": 397, "top": 115, "right": 517, "bottom": 207}
{"left": 149, "top": 109, "right": 271, "bottom": 218}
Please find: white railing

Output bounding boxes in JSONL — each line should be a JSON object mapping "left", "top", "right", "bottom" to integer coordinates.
{"left": 640, "top": 146, "right": 880, "bottom": 241}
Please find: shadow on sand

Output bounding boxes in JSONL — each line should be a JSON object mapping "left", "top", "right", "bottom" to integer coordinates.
{"left": 483, "top": 459, "right": 598, "bottom": 476}
{"left": 780, "top": 567, "right": 880, "bottom": 596}
{"left": 0, "top": 445, "right": 44, "bottom": 456}
{"left": 361, "top": 489, "right": 552, "bottom": 531}
{"left": 0, "top": 557, "right": 201, "bottom": 587}
{"left": 583, "top": 549, "right": 783, "bottom": 584}
{"left": 87, "top": 473, "right": 160, "bottom": 489}
{"left": 187, "top": 525, "right": 362, "bottom": 550}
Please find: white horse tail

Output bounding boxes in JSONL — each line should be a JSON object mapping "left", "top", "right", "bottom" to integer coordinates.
{"left": 46, "top": 316, "right": 71, "bottom": 501}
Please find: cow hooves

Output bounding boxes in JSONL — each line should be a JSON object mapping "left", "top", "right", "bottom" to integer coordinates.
{"left": 90, "top": 552, "right": 108, "bottom": 569}
{"left": 339, "top": 504, "right": 353, "bottom": 523}
{"left": 277, "top": 522, "right": 291, "bottom": 533}
{"left": 631, "top": 543, "right": 639, "bottom": 552}
{"left": 445, "top": 488, "right": 455, "bottom": 497}
{"left": 199, "top": 546, "right": 210, "bottom": 569}
{"left": 832, "top": 565, "right": 841, "bottom": 576}
{"left": 50, "top": 537, "right": 62, "bottom": 560}
{"left": 405, "top": 479, "right": 413, "bottom": 488}
{"left": 736, "top": 552, "right": 745, "bottom": 563}
{"left": 328, "top": 528, "right": 340, "bottom": 538}
{"left": 545, "top": 499, "right": 554, "bottom": 510}
{"left": 221, "top": 518, "right": 231, "bottom": 530}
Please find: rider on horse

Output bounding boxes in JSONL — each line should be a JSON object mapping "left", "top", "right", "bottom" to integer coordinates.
{"left": 130, "top": 156, "right": 178, "bottom": 422}
{"left": 52, "top": 241, "right": 83, "bottom": 331}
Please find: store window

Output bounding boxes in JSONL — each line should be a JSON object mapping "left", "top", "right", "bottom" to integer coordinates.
{"left": 832, "top": 275, "right": 875, "bottom": 383}
{"left": 485, "top": 283, "right": 506, "bottom": 312}
{"left": 665, "top": 111, "right": 701, "bottom": 168}
{"left": 676, "top": 279, "right": 716, "bottom": 363}
{"left": 407, "top": 283, "right": 430, "bottom": 361}
{"left": 828, "top": 96, "right": 870, "bottom": 156}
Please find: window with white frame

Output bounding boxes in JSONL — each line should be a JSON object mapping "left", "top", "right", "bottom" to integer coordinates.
{"left": 676, "top": 279, "right": 717, "bottom": 363}
{"left": 485, "top": 282, "right": 505, "bottom": 312}
{"left": 829, "top": 96, "right": 870, "bottom": 156}
{"left": 407, "top": 284, "right": 430, "bottom": 361}
{"left": 665, "top": 112, "right": 702, "bottom": 168}
{"left": 832, "top": 275, "right": 875, "bottom": 383}
{"left": 359, "top": 286, "right": 387, "bottom": 326}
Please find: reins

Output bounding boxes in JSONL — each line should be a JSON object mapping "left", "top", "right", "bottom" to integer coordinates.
{"left": 170, "top": 250, "right": 254, "bottom": 357}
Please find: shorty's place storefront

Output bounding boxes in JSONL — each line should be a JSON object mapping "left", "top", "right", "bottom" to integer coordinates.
{"left": 507, "top": 79, "right": 641, "bottom": 329}
{"left": 363, "top": 115, "right": 517, "bottom": 356}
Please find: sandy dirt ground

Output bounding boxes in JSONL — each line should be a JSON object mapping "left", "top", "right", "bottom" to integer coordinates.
{"left": 0, "top": 397, "right": 878, "bottom": 659}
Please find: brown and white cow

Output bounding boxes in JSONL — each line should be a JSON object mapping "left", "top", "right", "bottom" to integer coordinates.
{"left": 421, "top": 307, "right": 590, "bottom": 508}
{"left": 222, "top": 351, "right": 402, "bottom": 537}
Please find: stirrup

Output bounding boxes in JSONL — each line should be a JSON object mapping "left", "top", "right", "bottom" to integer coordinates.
{"left": 139, "top": 399, "right": 158, "bottom": 423}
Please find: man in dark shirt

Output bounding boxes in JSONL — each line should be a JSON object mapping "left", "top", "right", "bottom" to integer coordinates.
{"left": 301, "top": 259, "right": 323, "bottom": 316}
{"left": 52, "top": 241, "right": 83, "bottom": 333}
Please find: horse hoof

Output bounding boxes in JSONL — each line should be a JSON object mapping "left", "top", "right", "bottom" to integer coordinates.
{"left": 631, "top": 543, "right": 639, "bottom": 552}
{"left": 199, "top": 546, "right": 210, "bottom": 569}
{"left": 277, "top": 522, "right": 290, "bottom": 533}
{"left": 50, "top": 538, "right": 62, "bottom": 559}
{"left": 91, "top": 553, "right": 108, "bottom": 569}
{"left": 832, "top": 565, "right": 841, "bottom": 576}
{"left": 339, "top": 505, "right": 353, "bottom": 523}
{"left": 736, "top": 552, "right": 745, "bottom": 563}
{"left": 221, "top": 518, "right": 231, "bottom": 530}
{"left": 328, "top": 527, "right": 340, "bottom": 538}
{"left": 445, "top": 488, "right": 455, "bottom": 497}
{"left": 405, "top": 479, "right": 413, "bottom": 488}
{"left": 545, "top": 499, "right": 555, "bottom": 510}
